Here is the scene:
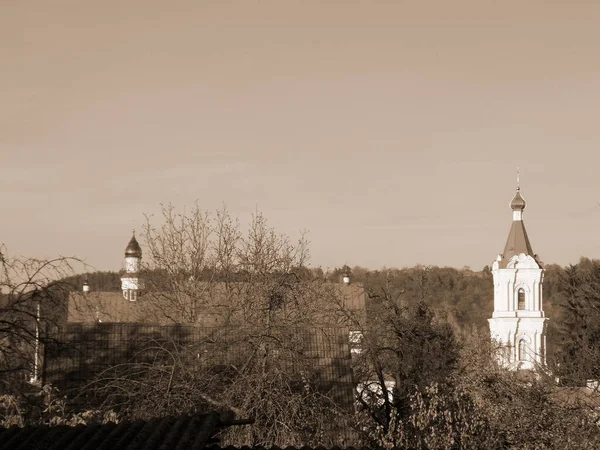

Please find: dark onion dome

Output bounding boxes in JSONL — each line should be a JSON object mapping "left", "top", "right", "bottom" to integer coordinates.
{"left": 125, "top": 231, "right": 142, "bottom": 257}
{"left": 510, "top": 189, "right": 526, "bottom": 211}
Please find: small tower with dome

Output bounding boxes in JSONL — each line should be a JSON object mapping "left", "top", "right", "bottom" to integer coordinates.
{"left": 489, "top": 179, "right": 548, "bottom": 370}
{"left": 121, "top": 230, "right": 144, "bottom": 301}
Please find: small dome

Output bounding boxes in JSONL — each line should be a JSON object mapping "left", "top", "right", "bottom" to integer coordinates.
{"left": 125, "top": 231, "right": 142, "bottom": 258}
{"left": 510, "top": 189, "right": 526, "bottom": 211}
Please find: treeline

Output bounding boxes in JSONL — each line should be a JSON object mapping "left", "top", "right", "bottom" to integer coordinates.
{"left": 61, "top": 264, "right": 500, "bottom": 332}
{"left": 326, "top": 264, "right": 494, "bottom": 331}
{"left": 62, "top": 257, "right": 600, "bottom": 385}
{"left": 60, "top": 271, "right": 122, "bottom": 293}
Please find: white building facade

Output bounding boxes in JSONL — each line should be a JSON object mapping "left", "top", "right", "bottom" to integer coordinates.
{"left": 488, "top": 187, "right": 548, "bottom": 370}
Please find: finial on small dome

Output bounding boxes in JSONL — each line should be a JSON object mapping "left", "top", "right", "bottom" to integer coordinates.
{"left": 510, "top": 171, "right": 527, "bottom": 212}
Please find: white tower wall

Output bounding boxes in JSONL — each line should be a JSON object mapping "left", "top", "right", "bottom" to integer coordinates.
{"left": 125, "top": 256, "right": 140, "bottom": 274}
{"left": 489, "top": 254, "right": 547, "bottom": 370}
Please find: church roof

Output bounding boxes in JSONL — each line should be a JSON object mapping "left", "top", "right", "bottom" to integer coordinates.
{"left": 125, "top": 231, "right": 142, "bottom": 258}
{"left": 498, "top": 188, "right": 538, "bottom": 268}
{"left": 510, "top": 189, "right": 526, "bottom": 210}
{"left": 501, "top": 220, "right": 534, "bottom": 263}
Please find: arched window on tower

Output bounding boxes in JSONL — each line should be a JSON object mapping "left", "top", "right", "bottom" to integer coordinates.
{"left": 518, "top": 339, "right": 529, "bottom": 361}
{"left": 517, "top": 288, "right": 526, "bottom": 310}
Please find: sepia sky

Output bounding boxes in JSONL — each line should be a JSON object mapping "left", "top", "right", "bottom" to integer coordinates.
{"left": 2, "top": 0, "right": 600, "bottom": 272}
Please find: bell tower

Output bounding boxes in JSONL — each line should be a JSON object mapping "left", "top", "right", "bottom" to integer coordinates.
{"left": 121, "top": 230, "right": 144, "bottom": 301}
{"left": 489, "top": 178, "right": 548, "bottom": 370}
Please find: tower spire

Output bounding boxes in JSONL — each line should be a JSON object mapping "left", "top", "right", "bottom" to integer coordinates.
{"left": 489, "top": 182, "right": 548, "bottom": 371}
{"left": 122, "top": 229, "right": 143, "bottom": 301}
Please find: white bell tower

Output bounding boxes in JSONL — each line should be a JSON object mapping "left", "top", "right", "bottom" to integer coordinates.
{"left": 489, "top": 178, "right": 548, "bottom": 370}
{"left": 121, "top": 230, "right": 144, "bottom": 301}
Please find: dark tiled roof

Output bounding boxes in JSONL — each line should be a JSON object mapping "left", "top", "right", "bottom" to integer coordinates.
{"left": 68, "top": 291, "right": 151, "bottom": 323}
{"left": 0, "top": 412, "right": 250, "bottom": 450}
{"left": 67, "top": 282, "right": 367, "bottom": 325}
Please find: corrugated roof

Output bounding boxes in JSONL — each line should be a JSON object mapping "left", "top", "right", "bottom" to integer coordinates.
{"left": 0, "top": 412, "right": 250, "bottom": 450}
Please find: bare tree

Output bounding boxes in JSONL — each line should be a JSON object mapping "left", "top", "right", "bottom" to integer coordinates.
{"left": 0, "top": 244, "right": 83, "bottom": 391}
{"left": 82, "top": 203, "right": 355, "bottom": 446}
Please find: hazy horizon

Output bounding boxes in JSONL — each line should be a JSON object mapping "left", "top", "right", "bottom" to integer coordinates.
{"left": 3, "top": 1, "right": 600, "bottom": 272}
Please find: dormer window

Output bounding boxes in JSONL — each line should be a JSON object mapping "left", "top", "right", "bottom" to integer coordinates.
{"left": 517, "top": 288, "right": 526, "bottom": 310}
